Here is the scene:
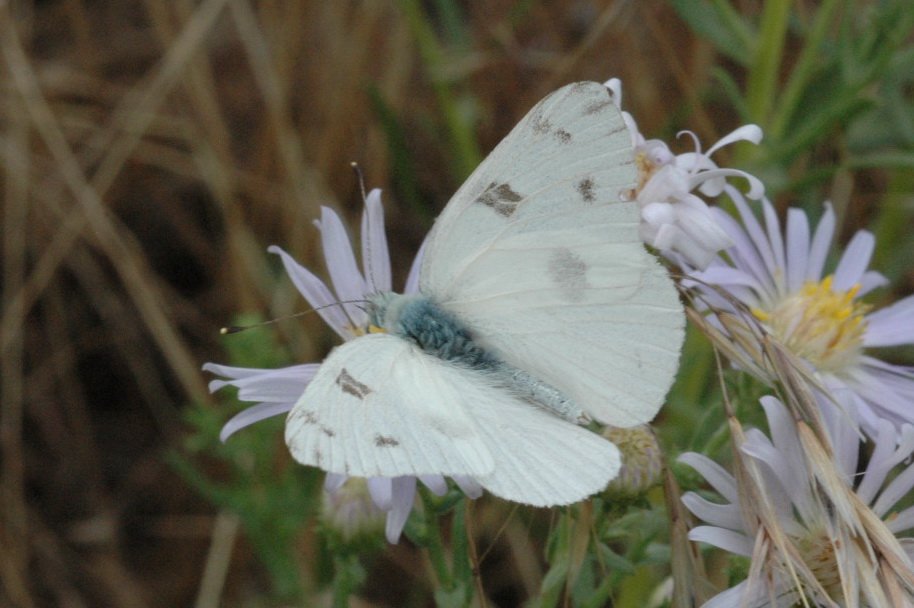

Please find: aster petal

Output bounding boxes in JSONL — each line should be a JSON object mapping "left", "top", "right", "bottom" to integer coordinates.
{"left": 324, "top": 473, "right": 348, "bottom": 494}
{"left": 404, "top": 238, "right": 427, "bottom": 295}
{"left": 268, "top": 246, "right": 352, "bottom": 339}
{"left": 856, "top": 419, "right": 898, "bottom": 505}
{"left": 702, "top": 580, "right": 787, "bottom": 608}
{"left": 846, "top": 360, "right": 914, "bottom": 426}
{"left": 205, "top": 363, "right": 318, "bottom": 402}
{"left": 761, "top": 199, "right": 787, "bottom": 294}
{"left": 805, "top": 203, "right": 835, "bottom": 282}
{"left": 367, "top": 477, "right": 393, "bottom": 511}
{"left": 729, "top": 191, "right": 780, "bottom": 296}
{"left": 687, "top": 525, "right": 753, "bottom": 556}
{"left": 873, "top": 463, "right": 914, "bottom": 517}
{"left": 693, "top": 168, "right": 765, "bottom": 200}
{"left": 785, "top": 208, "right": 810, "bottom": 293}
{"left": 220, "top": 402, "right": 294, "bottom": 442}
{"left": 452, "top": 475, "right": 484, "bottom": 499}
{"left": 863, "top": 294, "right": 914, "bottom": 347}
{"left": 419, "top": 475, "right": 448, "bottom": 496}
{"left": 361, "top": 189, "right": 392, "bottom": 293}
{"left": 315, "top": 207, "right": 369, "bottom": 327}
{"left": 887, "top": 505, "right": 914, "bottom": 534}
{"left": 680, "top": 492, "right": 744, "bottom": 530}
{"left": 858, "top": 270, "right": 890, "bottom": 297}
{"left": 678, "top": 453, "right": 739, "bottom": 503}
{"left": 833, "top": 230, "right": 875, "bottom": 291}
{"left": 385, "top": 476, "right": 417, "bottom": 544}
{"left": 691, "top": 266, "right": 765, "bottom": 292}
{"left": 705, "top": 124, "right": 764, "bottom": 156}
{"left": 710, "top": 207, "right": 775, "bottom": 298}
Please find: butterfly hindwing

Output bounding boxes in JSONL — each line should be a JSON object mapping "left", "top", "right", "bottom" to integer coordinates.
{"left": 285, "top": 332, "right": 621, "bottom": 505}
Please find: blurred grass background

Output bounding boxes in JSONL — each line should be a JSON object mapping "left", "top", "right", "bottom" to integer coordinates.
{"left": 1, "top": 1, "right": 912, "bottom": 606}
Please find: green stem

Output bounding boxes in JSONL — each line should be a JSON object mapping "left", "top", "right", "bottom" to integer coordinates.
{"left": 745, "top": 0, "right": 792, "bottom": 125}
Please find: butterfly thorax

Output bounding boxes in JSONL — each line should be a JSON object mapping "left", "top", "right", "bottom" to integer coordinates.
{"left": 367, "top": 292, "right": 590, "bottom": 425}
{"left": 367, "top": 292, "right": 500, "bottom": 369}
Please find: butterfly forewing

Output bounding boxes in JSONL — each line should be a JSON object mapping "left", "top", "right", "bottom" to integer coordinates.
{"left": 420, "top": 81, "right": 685, "bottom": 427}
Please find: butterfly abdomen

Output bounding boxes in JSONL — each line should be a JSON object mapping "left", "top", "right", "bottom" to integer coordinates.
{"left": 369, "top": 293, "right": 589, "bottom": 424}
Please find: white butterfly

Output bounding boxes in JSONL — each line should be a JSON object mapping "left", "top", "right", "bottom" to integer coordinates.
{"left": 285, "top": 82, "right": 685, "bottom": 507}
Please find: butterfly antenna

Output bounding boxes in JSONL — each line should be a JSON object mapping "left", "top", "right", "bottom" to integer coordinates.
{"left": 220, "top": 299, "right": 370, "bottom": 335}
{"left": 350, "top": 161, "right": 367, "bottom": 202}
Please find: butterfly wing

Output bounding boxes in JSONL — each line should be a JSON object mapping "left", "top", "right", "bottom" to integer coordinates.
{"left": 285, "top": 332, "right": 620, "bottom": 505}
{"left": 420, "top": 81, "right": 684, "bottom": 427}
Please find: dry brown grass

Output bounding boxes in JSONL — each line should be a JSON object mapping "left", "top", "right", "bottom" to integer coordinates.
{"left": 0, "top": 1, "right": 742, "bottom": 605}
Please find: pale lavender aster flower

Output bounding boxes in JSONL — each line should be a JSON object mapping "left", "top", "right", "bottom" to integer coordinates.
{"left": 604, "top": 78, "right": 764, "bottom": 269}
{"left": 203, "top": 189, "right": 482, "bottom": 544}
{"left": 680, "top": 394, "right": 914, "bottom": 606}
{"left": 686, "top": 190, "right": 914, "bottom": 435}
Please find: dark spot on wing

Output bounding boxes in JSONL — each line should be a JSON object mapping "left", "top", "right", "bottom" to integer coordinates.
{"left": 548, "top": 248, "right": 589, "bottom": 301}
{"left": 554, "top": 129, "right": 572, "bottom": 144}
{"left": 291, "top": 410, "right": 319, "bottom": 425}
{"left": 374, "top": 434, "right": 400, "bottom": 447}
{"left": 320, "top": 426, "right": 335, "bottom": 437}
{"left": 577, "top": 177, "right": 596, "bottom": 203}
{"left": 584, "top": 99, "right": 612, "bottom": 115}
{"left": 313, "top": 448, "right": 322, "bottom": 463}
{"left": 336, "top": 368, "right": 372, "bottom": 399}
{"left": 476, "top": 182, "right": 523, "bottom": 217}
{"left": 531, "top": 112, "right": 552, "bottom": 135}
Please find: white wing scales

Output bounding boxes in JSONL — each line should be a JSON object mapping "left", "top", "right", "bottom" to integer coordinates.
{"left": 421, "top": 82, "right": 636, "bottom": 297}
{"left": 286, "top": 334, "right": 494, "bottom": 479}
{"left": 285, "top": 333, "right": 620, "bottom": 506}
{"left": 285, "top": 81, "right": 683, "bottom": 506}
{"left": 421, "top": 81, "right": 684, "bottom": 428}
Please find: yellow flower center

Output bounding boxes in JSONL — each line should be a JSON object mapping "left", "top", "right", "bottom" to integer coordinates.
{"left": 797, "top": 528, "right": 843, "bottom": 601}
{"left": 753, "top": 276, "right": 869, "bottom": 373}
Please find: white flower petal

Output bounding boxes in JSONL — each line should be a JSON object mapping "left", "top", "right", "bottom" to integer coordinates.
{"left": 367, "top": 477, "right": 393, "bottom": 511}
{"left": 705, "top": 124, "right": 764, "bottom": 157}
{"left": 761, "top": 199, "right": 787, "bottom": 294}
{"left": 361, "top": 189, "right": 392, "bottom": 293}
{"left": 858, "top": 419, "right": 904, "bottom": 506}
{"left": 452, "top": 475, "right": 484, "bottom": 499}
{"left": 873, "top": 463, "right": 914, "bottom": 517}
{"left": 833, "top": 230, "right": 875, "bottom": 291}
{"left": 419, "top": 475, "right": 448, "bottom": 496}
{"left": 220, "top": 402, "right": 294, "bottom": 442}
{"left": 687, "top": 525, "right": 753, "bottom": 556}
{"left": 385, "top": 476, "right": 417, "bottom": 544}
{"left": 785, "top": 208, "right": 810, "bottom": 293}
{"left": 887, "top": 505, "right": 914, "bottom": 534}
{"left": 268, "top": 246, "right": 353, "bottom": 339}
{"left": 324, "top": 473, "right": 348, "bottom": 494}
{"left": 858, "top": 270, "right": 890, "bottom": 297}
{"left": 405, "top": 238, "right": 427, "bottom": 294}
{"left": 863, "top": 294, "right": 914, "bottom": 346}
{"left": 680, "top": 492, "right": 744, "bottom": 530}
{"left": 207, "top": 363, "right": 317, "bottom": 402}
{"left": 316, "top": 207, "right": 369, "bottom": 326}
{"left": 678, "top": 453, "right": 739, "bottom": 503}
{"left": 805, "top": 203, "right": 835, "bottom": 282}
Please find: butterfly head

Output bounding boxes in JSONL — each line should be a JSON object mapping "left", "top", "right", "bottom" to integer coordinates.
{"left": 365, "top": 292, "right": 419, "bottom": 334}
